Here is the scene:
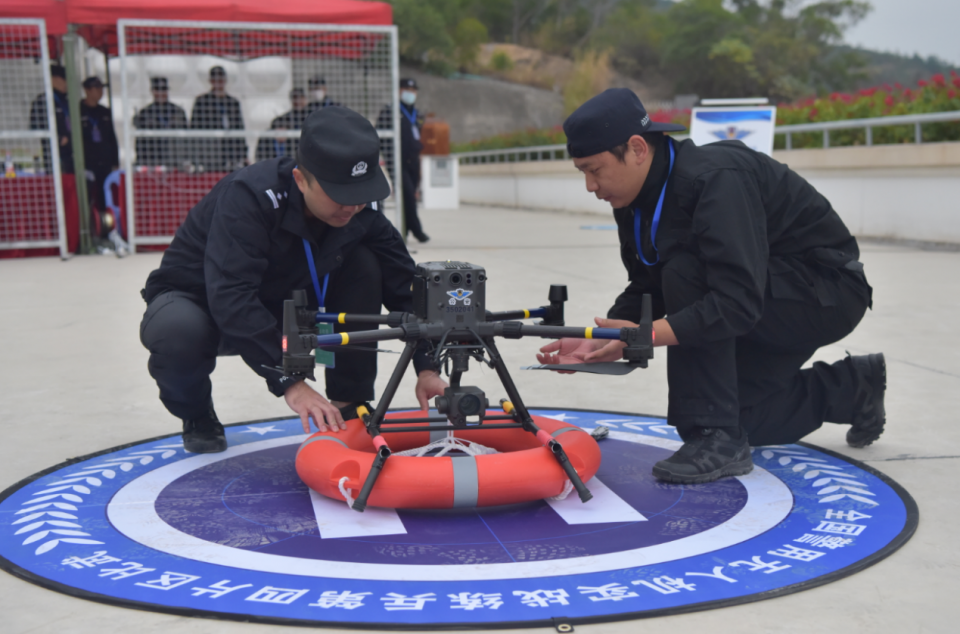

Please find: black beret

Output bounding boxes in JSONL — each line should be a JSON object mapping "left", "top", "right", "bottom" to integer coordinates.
{"left": 564, "top": 88, "right": 686, "bottom": 158}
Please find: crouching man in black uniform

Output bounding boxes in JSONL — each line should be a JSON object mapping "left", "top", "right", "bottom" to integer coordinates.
{"left": 538, "top": 89, "right": 886, "bottom": 484}
{"left": 140, "top": 107, "right": 448, "bottom": 453}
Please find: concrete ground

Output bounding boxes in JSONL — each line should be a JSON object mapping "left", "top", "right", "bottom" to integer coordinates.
{"left": 0, "top": 205, "right": 956, "bottom": 633}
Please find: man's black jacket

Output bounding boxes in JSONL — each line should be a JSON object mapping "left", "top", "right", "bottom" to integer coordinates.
{"left": 143, "top": 157, "right": 424, "bottom": 396}
{"left": 80, "top": 102, "right": 119, "bottom": 173}
{"left": 376, "top": 103, "right": 422, "bottom": 181}
{"left": 29, "top": 89, "right": 73, "bottom": 173}
{"left": 190, "top": 92, "right": 247, "bottom": 168}
{"left": 609, "top": 137, "right": 866, "bottom": 348}
{"left": 133, "top": 101, "right": 189, "bottom": 166}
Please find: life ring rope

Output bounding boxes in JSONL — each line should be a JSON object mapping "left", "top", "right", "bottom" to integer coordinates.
{"left": 393, "top": 433, "right": 498, "bottom": 458}
{"left": 338, "top": 476, "right": 356, "bottom": 510}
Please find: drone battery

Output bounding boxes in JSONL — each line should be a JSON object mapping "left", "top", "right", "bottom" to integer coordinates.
{"left": 413, "top": 262, "right": 486, "bottom": 329}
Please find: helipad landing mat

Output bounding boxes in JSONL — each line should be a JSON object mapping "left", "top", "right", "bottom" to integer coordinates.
{"left": 0, "top": 409, "right": 917, "bottom": 629}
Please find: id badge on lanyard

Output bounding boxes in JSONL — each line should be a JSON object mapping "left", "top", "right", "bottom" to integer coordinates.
{"left": 302, "top": 238, "right": 334, "bottom": 368}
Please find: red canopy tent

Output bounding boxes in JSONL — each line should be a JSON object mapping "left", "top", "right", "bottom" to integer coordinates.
{"left": 0, "top": 0, "right": 393, "bottom": 54}
{"left": 70, "top": 0, "right": 392, "bottom": 55}
{"left": 0, "top": 1, "right": 68, "bottom": 35}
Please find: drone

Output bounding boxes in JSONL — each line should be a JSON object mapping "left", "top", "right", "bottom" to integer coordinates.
{"left": 275, "top": 261, "right": 654, "bottom": 512}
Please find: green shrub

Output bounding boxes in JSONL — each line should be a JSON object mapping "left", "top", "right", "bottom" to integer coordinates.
{"left": 489, "top": 50, "right": 514, "bottom": 72}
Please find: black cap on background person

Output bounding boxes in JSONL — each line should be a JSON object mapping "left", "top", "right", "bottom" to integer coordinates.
{"left": 399, "top": 78, "right": 417, "bottom": 89}
{"left": 151, "top": 77, "right": 169, "bottom": 91}
{"left": 564, "top": 88, "right": 687, "bottom": 158}
{"left": 308, "top": 76, "right": 326, "bottom": 89}
{"left": 298, "top": 106, "right": 390, "bottom": 206}
{"left": 209, "top": 66, "right": 227, "bottom": 79}
{"left": 82, "top": 76, "right": 106, "bottom": 89}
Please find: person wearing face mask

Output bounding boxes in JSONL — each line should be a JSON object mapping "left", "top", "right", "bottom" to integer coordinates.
{"left": 305, "top": 76, "right": 340, "bottom": 114}
{"left": 139, "top": 107, "right": 447, "bottom": 454}
{"left": 256, "top": 88, "right": 310, "bottom": 162}
{"left": 134, "top": 77, "right": 189, "bottom": 167}
{"left": 376, "top": 78, "right": 429, "bottom": 243}
{"left": 190, "top": 66, "right": 248, "bottom": 172}
{"left": 536, "top": 89, "right": 885, "bottom": 484}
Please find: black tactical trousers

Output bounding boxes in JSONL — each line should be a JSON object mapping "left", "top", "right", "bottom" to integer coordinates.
{"left": 401, "top": 168, "right": 424, "bottom": 238}
{"left": 662, "top": 254, "right": 872, "bottom": 445}
{"left": 140, "top": 245, "right": 382, "bottom": 420}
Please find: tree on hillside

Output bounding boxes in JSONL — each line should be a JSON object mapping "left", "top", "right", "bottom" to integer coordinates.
{"left": 659, "top": 0, "right": 871, "bottom": 101}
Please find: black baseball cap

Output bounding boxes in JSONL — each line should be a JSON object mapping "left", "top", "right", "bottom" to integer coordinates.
{"left": 209, "top": 66, "right": 226, "bottom": 78}
{"left": 50, "top": 64, "right": 66, "bottom": 79}
{"left": 399, "top": 78, "right": 417, "bottom": 89}
{"left": 151, "top": 77, "right": 169, "bottom": 91}
{"left": 82, "top": 76, "right": 106, "bottom": 89}
{"left": 308, "top": 76, "right": 326, "bottom": 88}
{"left": 298, "top": 107, "right": 390, "bottom": 206}
{"left": 564, "top": 88, "right": 687, "bottom": 158}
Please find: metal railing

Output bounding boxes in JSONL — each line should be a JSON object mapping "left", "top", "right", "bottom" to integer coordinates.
{"left": 778, "top": 110, "right": 960, "bottom": 149}
{"left": 457, "top": 110, "right": 960, "bottom": 164}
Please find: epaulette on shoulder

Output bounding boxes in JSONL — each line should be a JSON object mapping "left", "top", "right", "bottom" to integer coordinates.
{"left": 257, "top": 185, "right": 290, "bottom": 212}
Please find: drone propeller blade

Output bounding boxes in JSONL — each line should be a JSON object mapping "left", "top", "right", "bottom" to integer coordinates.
{"left": 520, "top": 363, "right": 639, "bottom": 376}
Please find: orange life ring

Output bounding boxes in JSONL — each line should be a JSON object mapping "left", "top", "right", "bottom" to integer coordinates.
{"left": 296, "top": 411, "right": 601, "bottom": 509}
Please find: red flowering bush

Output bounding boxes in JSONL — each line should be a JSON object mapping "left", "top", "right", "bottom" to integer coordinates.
{"left": 454, "top": 73, "right": 960, "bottom": 153}
{"left": 774, "top": 73, "right": 960, "bottom": 149}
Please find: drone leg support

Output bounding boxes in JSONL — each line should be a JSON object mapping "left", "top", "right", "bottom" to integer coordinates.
{"left": 487, "top": 339, "right": 593, "bottom": 503}
{"left": 350, "top": 340, "right": 418, "bottom": 513}
{"left": 352, "top": 440, "right": 391, "bottom": 513}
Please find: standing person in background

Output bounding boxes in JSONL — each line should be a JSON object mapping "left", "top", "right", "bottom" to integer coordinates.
{"left": 305, "top": 76, "right": 340, "bottom": 113}
{"left": 256, "top": 88, "right": 310, "bottom": 162}
{"left": 29, "top": 64, "right": 73, "bottom": 175}
{"left": 79, "top": 76, "right": 119, "bottom": 217}
{"left": 190, "top": 66, "right": 247, "bottom": 172}
{"left": 134, "top": 77, "right": 189, "bottom": 167}
{"left": 376, "top": 78, "right": 429, "bottom": 243}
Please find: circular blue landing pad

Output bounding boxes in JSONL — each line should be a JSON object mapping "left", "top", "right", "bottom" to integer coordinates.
{"left": 0, "top": 409, "right": 917, "bottom": 629}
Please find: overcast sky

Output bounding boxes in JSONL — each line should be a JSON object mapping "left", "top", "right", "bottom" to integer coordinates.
{"left": 839, "top": 0, "right": 960, "bottom": 65}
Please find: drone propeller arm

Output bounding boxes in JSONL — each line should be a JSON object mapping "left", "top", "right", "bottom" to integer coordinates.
{"left": 485, "top": 307, "right": 547, "bottom": 322}
{"left": 312, "top": 326, "right": 407, "bottom": 348}
{"left": 315, "top": 311, "right": 411, "bottom": 327}
{"left": 497, "top": 324, "right": 624, "bottom": 341}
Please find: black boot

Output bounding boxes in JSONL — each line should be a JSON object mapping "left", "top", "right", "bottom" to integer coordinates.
{"left": 653, "top": 426, "right": 753, "bottom": 484}
{"left": 182, "top": 409, "right": 227, "bottom": 453}
{"left": 845, "top": 353, "right": 887, "bottom": 448}
{"left": 413, "top": 231, "right": 430, "bottom": 243}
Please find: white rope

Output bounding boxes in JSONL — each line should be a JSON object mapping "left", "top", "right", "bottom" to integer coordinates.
{"left": 547, "top": 479, "right": 575, "bottom": 501}
{"left": 393, "top": 432, "right": 499, "bottom": 458}
{"left": 338, "top": 476, "right": 356, "bottom": 509}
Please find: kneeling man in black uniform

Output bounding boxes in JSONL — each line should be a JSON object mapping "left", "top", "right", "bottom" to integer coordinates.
{"left": 538, "top": 89, "right": 886, "bottom": 483}
{"left": 141, "top": 107, "right": 447, "bottom": 453}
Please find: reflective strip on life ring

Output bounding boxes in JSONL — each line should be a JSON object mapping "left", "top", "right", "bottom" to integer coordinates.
{"left": 295, "top": 411, "right": 601, "bottom": 510}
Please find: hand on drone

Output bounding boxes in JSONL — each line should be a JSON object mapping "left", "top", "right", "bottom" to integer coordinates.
{"left": 415, "top": 369, "right": 448, "bottom": 410}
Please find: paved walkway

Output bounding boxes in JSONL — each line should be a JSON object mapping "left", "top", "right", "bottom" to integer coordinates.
{"left": 0, "top": 205, "right": 955, "bottom": 633}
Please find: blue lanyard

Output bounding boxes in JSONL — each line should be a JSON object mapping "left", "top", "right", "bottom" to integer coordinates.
{"left": 634, "top": 138, "right": 675, "bottom": 266}
{"left": 302, "top": 238, "right": 330, "bottom": 309}
{"left": 400, "top": 104, "right": 418, "bottom": 127}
